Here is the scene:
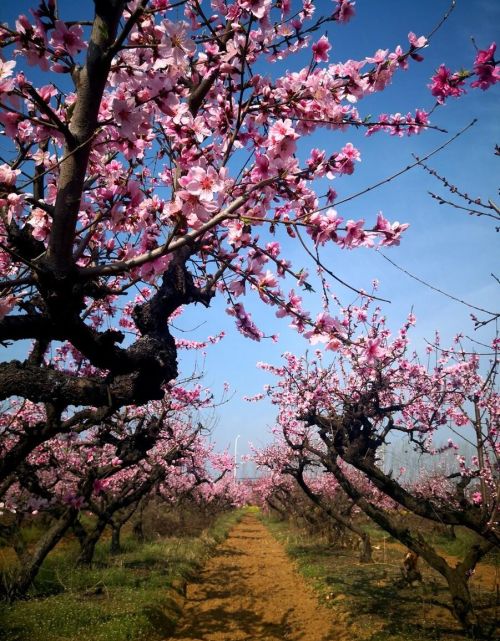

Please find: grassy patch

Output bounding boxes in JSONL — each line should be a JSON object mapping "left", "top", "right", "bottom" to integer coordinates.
{"left": 264, "top": 518, "right": 499, "bottom": 641}
{"left": 0, "top": 509, "right": 244, "bottom": 641}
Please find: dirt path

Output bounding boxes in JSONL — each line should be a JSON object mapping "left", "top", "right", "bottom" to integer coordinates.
{"left": 169, "top": 514, "right": 344, "bottom": 641}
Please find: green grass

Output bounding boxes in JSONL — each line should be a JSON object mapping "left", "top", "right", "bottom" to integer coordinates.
{"left": 0, "top": 509, "right": 245, "bottom": 641}
{"left": 263, "top": 517, "right": 499, "bottom": 641}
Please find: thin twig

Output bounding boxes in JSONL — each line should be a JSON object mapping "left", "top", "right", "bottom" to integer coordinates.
{"left": 379, "top": 252, "right": 499, "bottom": 317}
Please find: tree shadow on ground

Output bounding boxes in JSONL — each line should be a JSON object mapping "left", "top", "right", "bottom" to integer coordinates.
{"left": 172, "top": 603, "right": 297, "bottom": 641}
{"left": 321, "top": 559, "right": 498, "bottom": 640}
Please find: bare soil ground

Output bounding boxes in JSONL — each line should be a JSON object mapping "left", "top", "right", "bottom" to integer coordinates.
{"left": 169, "top": 513, "right": 345, "bottom": 641}
{"left": 266, "top": 520, "right": 499, "bottom": 641}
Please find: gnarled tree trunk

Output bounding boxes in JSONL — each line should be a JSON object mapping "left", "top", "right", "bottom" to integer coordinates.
{"left": 8, "top": 508, "right": 77, "bottom": 600}
{"left": 76, "top": 518, "right": 107, "bottom": 566}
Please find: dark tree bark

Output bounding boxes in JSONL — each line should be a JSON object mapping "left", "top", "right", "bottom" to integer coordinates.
{"left": 266, "top": 496, "right": 287, "bottom": 520}
{"left": 71, "top": 519, "right": 88, "bottom": 548}
{"left": 110, "top": 522, "right": 122, "bottom": 555}
{"left": 8, "top": 508, "right": 78, "bottom": 600}
{"left": 310, "top": 411, "right": 498, "bottom": 547}
{"left": 76, "top": 519, "right": 106, "bottom": 566}
{"left": 132, "top": 498, "right": 148, "bottom": 543}
{"left": 0, "top": 2, "right": 215, "bottom": 495}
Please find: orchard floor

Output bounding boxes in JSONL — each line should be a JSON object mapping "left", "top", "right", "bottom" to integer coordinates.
{"left": 168, "top": 513, "right": 345, "bottom": 641}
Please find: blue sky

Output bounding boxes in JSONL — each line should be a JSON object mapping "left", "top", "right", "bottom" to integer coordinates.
{"left": 0, "top": 1, "right": 498, "bottom": 460}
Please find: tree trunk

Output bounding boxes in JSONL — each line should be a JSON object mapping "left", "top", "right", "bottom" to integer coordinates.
{"left": 72, "top": 519, "right": 87, "bottom": 547}
{"left": 76, "top": 518, "right": 107, "bottom": 566}
{"left": 359, "top": 532, "right": 373, "bottom": 563}
{"left": 321, "top": 454, "right": 492, "bottom": 634}
{"left": 132, "top": 500, "right": 146, "bottom": 542}
{"left": 132, "top": 515, "right": 145, "bottom": 542}
{"left": 110, "top": 523, "right": 121, "bottom": 555}
{"left": 445, "top": 567, "right": 478, "bottom": 633}
{"left": 266, "top": 497, "right": 286, "bottom": 520}
{"left": 8, "top": 508, "right": 77, "bottom": 600}
{"left": 294, "top": 468, "right": 373, "bottom": 563}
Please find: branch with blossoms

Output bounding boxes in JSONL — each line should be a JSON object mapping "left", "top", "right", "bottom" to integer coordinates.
{"left": 429, "top": 42, "right": 499, "bottom": 105}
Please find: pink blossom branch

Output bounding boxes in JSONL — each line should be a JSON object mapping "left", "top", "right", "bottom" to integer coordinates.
{"left": 80, "top": 177, "right": 279, "bottom": 277}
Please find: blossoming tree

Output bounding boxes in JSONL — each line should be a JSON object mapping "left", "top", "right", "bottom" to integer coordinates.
{"left": 258, "top": 296, "right": 498, "bottom": 630}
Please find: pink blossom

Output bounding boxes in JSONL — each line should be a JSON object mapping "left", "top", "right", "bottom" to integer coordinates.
{"left": 312, "top": 36, "right": 331, "bottom": 63}
{"left": 275, "top": 290, "right": 303, "bottom": 319}
{"left": 180, "top": 166, "right": 224, "bottom": 202}
{"left": 136, "top": 254, "right": 172, "bottom": 283}
{"left": 471, "top": 42, "right": 499, "bottom": 90}
{"left": 366, "top": 49, "right": 388, "bottom": 65}
{"left": 5, "top": 193, "right": 26, "bottom": 223}
{"left": 408, "top": 32, "right": 427, "bottom": 49}
{"left": 190, "top": 116, "right": 211, "bottom": 142}
{"left": 257, "top": 270, "right": 278, "bottom": 289}
{"left": 268, "top": 119, "right": 299, "bottom": 145}
{"left": 0, "top": 163, "right": 20, "bottom": 186}
{"left": 333, "top": 143, "right": 361, "bottom": 175}
{"left": 92, "top": 479, "right": 110, "bottom": 494}
{"left": 28, "top": 208, "right": 51, "bottom": 241}
{"left": 407, "top": 108, "right": 429, "bottom": 135}
{"left": 429, "top": 65, "right": 466, "bottom": 104}
{"left": 226, "top": 302, "right": 263, "bottom": 340}
{"left": 325, "top": 337, "right": 342, "bottom": 351}
{"left": 226, "top": 220, "right": 251, "bottom": 248}
{"left": 341, "top": 219, "right": 367, "bottom": 248}
{"left": 374, "top": 212, "right": 409, "bottom": 246}
{"left": 0, "top": 59, "right": 16, "bottom": 80}
{"left": 340, "top": 142, "right": 361, "bottom": 161}
{"left": 0, "top": 74, "right": 15, "bottom": 97}
{"left": 50, "top": 20, "right": 85, "bottom": 57}
{"left": 307, "top": 209, "right": 343, "bottom": 245}
{"left": 239, "top": 0, "right": 272, "bottom": 20}
{"left": 326, "top": 188, "right": 337, "bottom": 204}
{"left": 15, "top": 15, "right": 50, "bottom": 70}
{"left": 304, "top": 312, "right": 343, "bottom": 345}
{"left": 362, "top": 337, "right": 386, "bottom": 363}
{"left": 63, "top": 494, "right": 85, "bottom": 509}
{"left": 335, "top": 0, "right": 355, "bottom": 23}
{"left": 251, "top": 154, "right": 271, "bottom": 181}
{"left": 113, "top": 98, "right": 143, "bottom": 137}
{"left": 0, "top": 295, "right": 16, "bottom": 320}
{"left": 158, "top": 20, "right": 196, "bottom": 66}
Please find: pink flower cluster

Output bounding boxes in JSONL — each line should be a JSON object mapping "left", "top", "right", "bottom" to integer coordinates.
{"left": 429, "top": 42, "right": 498, "bottom": 103}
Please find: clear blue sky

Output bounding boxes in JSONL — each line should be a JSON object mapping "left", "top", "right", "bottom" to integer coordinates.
{"left": 1, "top": 1, "right": 498, "bottom": 459}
